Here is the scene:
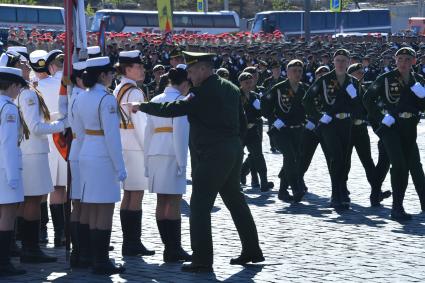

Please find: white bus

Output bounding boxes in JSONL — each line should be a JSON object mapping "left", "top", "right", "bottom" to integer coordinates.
{"left": 90, "top": 10, "right": 240, "bottom": 34}
{"left": 0, "top": 4, "right": 64, "bottom": 30}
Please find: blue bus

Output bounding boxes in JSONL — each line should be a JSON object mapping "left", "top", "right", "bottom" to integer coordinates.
{"left": 252, "top": 9, "right": 391, "bottom": 36}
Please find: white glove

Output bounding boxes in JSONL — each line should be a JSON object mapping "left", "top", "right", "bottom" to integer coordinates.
{"left": 346, "top": 84, "right": 357, "bottom": 99}
{"left": 273, "top": 119, "right": 285, "bottom": 129}
{"left": 252, "top": 99, "right": 261, "bottom": 110}
{"left": 305, "top": 120, "right": 315, "bottom": 131}
{"left": 258, "top": 92, "right": 264, "bottom": 98}
{"left": 382, "top": 114, "right": 395, "bottom": 127}
{"left": 422, "top": 67, "right": 425, "bottom": 74}
{"left": 8, "top": 179, "right": 19, "bottom": 190}
{"left": 411, "top": 82, "right": 425, "bottom": 98}
{"left": 364, "top": 67, "right": 369, "bottom": 72}
{"left": 177, "top": 166, "right": 186, "bottom": 177}
{"left": 118, "top": 170, "right": 127, "bottom": 182}
{"left": 319, "top": 114, "right": 332, "bottom": 124}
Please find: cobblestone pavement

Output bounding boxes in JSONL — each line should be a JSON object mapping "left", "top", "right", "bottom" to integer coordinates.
{"left": 6, "top": 123, "right": 425, "bottom": 283}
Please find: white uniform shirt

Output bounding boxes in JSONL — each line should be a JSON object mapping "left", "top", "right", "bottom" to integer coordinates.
{"left": 144, "top": 86, "right": 190, "bottom": 169}
{"left": 17, "top": 88, "right": 64, "bottom": 155}
{"left": 37, "top": 76, "right": 61, "bottom": 120}
{"left": 0, "top": 95, "right": 22, "bottom": 185}
{"left": 68, "top": 86, "right": 85, "bottom": 162}
{"left": 74, "top": 83, "right": 125, "bottom": 174}
{"left": 113, "top": 77, "right": 146, "bottom": 151}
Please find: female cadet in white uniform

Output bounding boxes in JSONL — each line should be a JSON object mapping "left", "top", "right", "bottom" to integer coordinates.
{"left": 13, "top": 51, "right": 63, "bottom": 263}
{"left": 67, "top": 61, "right": 87, "bottom": 268}
{"left": 144, "top": 67, "right": 191, "bottom": 262}
{"left": 73, "top": 56, "right": 126, "bottom": 275}
{"left": 113, "top": 50, "right": 154, "bottom": 257}
{"left": 0, "top": 67, "right": 27, "bottom": 277}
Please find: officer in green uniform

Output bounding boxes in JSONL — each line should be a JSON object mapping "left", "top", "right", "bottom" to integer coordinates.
{"left": 133, "top": 51, "right": 264, "bottom": 272}
{"left": 363, "top": 47, "right": 425, "bottom": 221}
{"left": 346, "top": 63, "right": 391, "bottom": 206}
{"left": 262, "top": 59, "right": 308, "bottom": 202}
{"left": 303, "top": 49, "right": 361, "bottom": 210}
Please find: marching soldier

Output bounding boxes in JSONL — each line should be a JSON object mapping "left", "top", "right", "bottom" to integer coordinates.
{"left": 113, "top": 50, "right": 154, "bottom": 257}
{"left": 144, "top": 66, "right": 192, "bottom": 263}
{"left": 346, "top": 63, "right": 391, "bottom": 206}
{"left": 239, "top": 72, "right": 273, "bottom": 192}
{"left": 262, "top": 60, "right": 308, "bottom": 202}
{"left": 74, "top": 56, "right": 126, "bottom": 274}
{"left": 0, "top": 66, "right": 28, "bottom": 276}
{"left": 363, "top": 47, "right": 425, "bottom": 221}
{"left": 303, "top": 49, "right": 361, "bottom": 209}
{"left": 133, "top": 51, "right": 264, "bottom": 272}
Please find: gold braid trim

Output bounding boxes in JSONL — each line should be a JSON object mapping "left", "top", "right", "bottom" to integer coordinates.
{"left": 29, "top": 84, "right": 51, "bottom": 122}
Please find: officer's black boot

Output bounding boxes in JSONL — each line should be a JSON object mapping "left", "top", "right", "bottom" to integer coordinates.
{"left": 39, "top": 202, "right": 48, "bottom": 244}
{"left": 251, "top": 173, "right": 260, "bottom": 188}
{"left": 15, "top": 216, "right": 24, "bottom": 241}
{"left": 240, "top": 160, "right": 250, "bottom": 186}
{"left": 370, "top": 186, "right": 392, "bottom": 207}
{"left": 20, "top": 220, "right": 57, "bottom": 263}
{"left": 77, "top": 223, "right": 91, "bottom": 268}
{"left": 92, "top": 229, "right": 125, "bottom": 275}
{"left": 121, "top": 210, "right": 155, "bottom": 256}
{"left": 156, "top": 219, "right": 169, "bottom": 261}
{"left": 70, "top": 222, "right": 80, "bottom": 268}
{"left": 390, "top": 181, "right": 411, "bottom": 221}
{"left": 259, "top": 169, "right": 274, "bottom": 192}
{"left": 278, "top": 175, "right": 293, "bottom": 202}
{"left": 10, "top": 220, "right": 20, "bottom": 257}
{"left": 163, "top": 220, "right": 192, "bottom": 263}
{"left": 49, "top": 204, "right": 65, "bottom": 247}
{"left": 0, "top": 231, "right": 26, "bottom": 277}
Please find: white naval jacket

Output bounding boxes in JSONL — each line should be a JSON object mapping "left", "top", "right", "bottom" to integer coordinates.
{"left": 144, "top": 86, "right": 190, "bottom": 169}
{"left": 17, "top": 88, "right": 64, "bottom": 155}
{"left": 37, "top": 76, "right": 61, "bottom": 120}
{"left": 113, "top": 77, "right": 146, "bottom": 151}
{"left": 68, "top": 86, "right": 85, "bottom": 162}
{"left": 0, "top": 95, "right": 22, "bottom": 184}
{"left": 74, "top": 83, "right": 125, "bottom": 174}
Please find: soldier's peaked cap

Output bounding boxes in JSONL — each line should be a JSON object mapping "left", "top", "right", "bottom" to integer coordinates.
{"left": 118, "top": 50, "right": 144, "bottom": 64}
{"left": 238, "top": 72, "right": 253, "bottom": 82}
{"left": 45, "top": 49, "right": 64, "bottom": 66}
{"left": 347, "top": 63, "right": 363, "bottom": 74}
{"left": 87, "top": 46, "right": 102, "bottom": 58}
{"left": 170, "top": 47, "right": 184, "bottom": 59}
{"left": 183, "top": 51, "right": 216, "bottom": 67}
{"left": 333, "top": 49, "right": 350, "bottom": 58}
{"left": 395, "top": 47, "right": 416, "bottom": 57}
{"left": 29, "top": 50, "right": 48, "bottom": 73}
{"left": 287, "top": 59, "right": 304, "bottom": 69}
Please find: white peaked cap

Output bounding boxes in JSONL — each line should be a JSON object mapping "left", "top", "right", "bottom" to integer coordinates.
{"left": 86, "top": 56, "right": 111, "bottom": 68}
{"left": 7, "top": 46, "right": 28, "bottom": 54}
{"left": 29, "top": 50, "right": 48, "bottom": 64}
{"left": 119, "top": 50, "right": 141, "bottom": 58}
{"left": 0, "top": 54, "right": 9, "bottom": 67}
{"left": 0, "top": 66, "right": 23, "bottom": 77}
{"left": 87, "top": 46, "right": 101, "bottom": 55}
{"left": 176, "top": 64, "right": 187, "bottom": 70}
{"left": 73, "top": 61, "right": 87, "bottom": 71}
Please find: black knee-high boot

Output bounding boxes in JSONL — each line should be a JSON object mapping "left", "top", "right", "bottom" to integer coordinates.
{"left": 92, "top": 229, "right": 125, "bottom": 275}
{"left": 0, "top": 231, "right": 26, "bottom": 276}
{"left": 77, "top": 223, "right": 91, "bottom": 268}
{"left": 49, "top": 204, "right": 65, "bottom": 247}
{"left": 121, "top": 210, "right": 154, "bottom": 256}
{"left": 20, "top": 219, "right": 57, "bottom": 263}
{"left": 164, "top": 219, "right": 192, "bottom": 262}
{"left": 39, "top": 202, "right": 49, "bottom": 244}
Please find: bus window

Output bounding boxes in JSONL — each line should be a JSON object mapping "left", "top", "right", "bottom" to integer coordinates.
{"left": 125, "top": 13, "right": 148, "bottom": 26}
{"left": 146, "top": 14, "right": 158, "bottom": 27}
{"left": 192, "top": 15, "right": 213, "bottom": 28}
{"left": 278, "top": 13, "right": 301, "bottom": 32}
{"left": 369, "top": 10, "right": 389, "bottom": 26}
{"left": 347, "top": 11, "right": 368, "bottom": 28}
{"left": 0, "top": 7, "right": 16, "bottom": 22}
{"left": 17, "top": 8, "right": 38, "bottom": 23}
{"left": 107, "top": 14, "right": 124, "bottom": 32}
{"left": 311, "top": 12, "right": 326, "bottom": 30}
{"left": 173, "top": 14, "right": 192, "bottom": 27}
{"left": 213, "top": 15, "right": 236, "bottom": 28}
{"left": 39, "top": 9, "right": 63, "bottom": 25}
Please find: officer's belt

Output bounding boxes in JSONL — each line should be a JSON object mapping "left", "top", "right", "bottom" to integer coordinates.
{"left": 120, "top": 123, "right": 135, "bottom": 129}
{"left": 334, "top": 113, "right": 351, "bottom": 119}
{"left": 85, "top": 129, "right": 104, "bottom": 136}
{"left": 353, "top": 119, "right": 366, "bottom": 126}
{"left": 398, "top": 112, "right": 415, "bottom": 119}
{"left": 154, "top": 127, "right": 173, "bottom": 133}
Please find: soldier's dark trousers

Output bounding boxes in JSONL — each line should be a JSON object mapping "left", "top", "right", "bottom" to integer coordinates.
{"left": 376, "top": 136, "right": 425, "bottom": 209}
{"left": 299, "top": 128, "right": 331, "bottom": 184}
{"left": 245, "top": 136, "right": 268, "bottom": 186}
{"left": 275, "top": 127, "right": 303, "bottom": 194}
{"left": 377, "top": 118, "right": 420, "bottom": 210}
{"left": 190, "top": 138, "right": 262, "bottom": 266}
{"left": 344, "top": 124, "right": 378, "bottom": 193}
{"left": 267, "top": 119, "right": 277, "bottom": 150}
{"left": 318, "top": 119, "right": 352, "bottom": 203}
